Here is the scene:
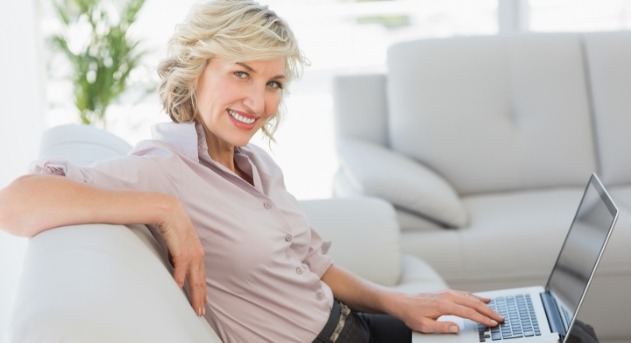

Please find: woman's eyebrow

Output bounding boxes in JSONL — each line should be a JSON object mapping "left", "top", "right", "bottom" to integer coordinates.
{"left": 236, "top": 62, "right": 255, "bottom": 72}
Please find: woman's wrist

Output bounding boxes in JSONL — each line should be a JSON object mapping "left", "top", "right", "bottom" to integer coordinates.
{"left": 379, "top": 290, "right": 412, "bottom": 319}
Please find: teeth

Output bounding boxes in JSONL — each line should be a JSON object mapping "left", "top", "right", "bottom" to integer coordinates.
{"left": 229, "top": 110, "right": 255, "bottom": 125}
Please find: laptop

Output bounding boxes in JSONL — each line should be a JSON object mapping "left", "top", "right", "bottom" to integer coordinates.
{"left": 413, "top": 173, "right": 618, "bottom": 343}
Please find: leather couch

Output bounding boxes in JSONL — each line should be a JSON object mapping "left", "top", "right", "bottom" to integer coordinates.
{"left": 332, "top": 31, "right": 631, "bottom": 342}
{"left": 5, "top": 124, "right": 446, "bottom": 342}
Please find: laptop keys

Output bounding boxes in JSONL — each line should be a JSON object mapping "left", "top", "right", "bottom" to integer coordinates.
{"left": 477, "top": 294, "right": 542, "bottom": 341}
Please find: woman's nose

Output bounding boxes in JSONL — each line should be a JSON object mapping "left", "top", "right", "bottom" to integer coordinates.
{"left": 243, "top": 84, "right": 265, "bottom": 114}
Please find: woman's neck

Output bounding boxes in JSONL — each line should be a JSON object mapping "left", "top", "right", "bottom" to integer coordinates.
{"left": 203, "top": 128, "right": 253, "bottom": 185}
{"left": 205, "top": 135, "right": 236, "bottom": 171}
{"left": 199, "top": 122, "right": 253, "bottom": 185}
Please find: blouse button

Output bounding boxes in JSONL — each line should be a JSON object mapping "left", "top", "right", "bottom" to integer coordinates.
{"left": 296, "top": 266, "right": 303, "bottom": 275}
{"left": 285, "top": 234, "right": 293, "bottom": 242}
{"left": 316, "top": 291, "right": 324, "bottom": 301}
{"left": 263, "top": 201, "right": 272, "bottom": 209}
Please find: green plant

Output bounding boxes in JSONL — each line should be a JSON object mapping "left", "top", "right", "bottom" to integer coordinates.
{"left": 50, "top": 0, "right": 147, "bottom": 127}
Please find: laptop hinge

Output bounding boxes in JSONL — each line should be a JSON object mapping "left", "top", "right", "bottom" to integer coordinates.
{"left": 540, "top": 291, "right": 566, "bottom": 339}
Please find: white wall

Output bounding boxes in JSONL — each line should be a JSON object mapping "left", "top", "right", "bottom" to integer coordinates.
{"left": 0, "top": 0, "right": 45, "bottom": 336}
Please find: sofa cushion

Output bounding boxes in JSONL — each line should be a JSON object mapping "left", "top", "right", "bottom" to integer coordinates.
{"left": 336, "top": 139, "right": 468, "bottom": 227}
{"left": 402, "top": 188, "right": 587, "bottom": 282}
{"left": 386, "top": 33, "right": 597, "bottom": 195}
{"left": 583, "top": 32, "right": 631, "bottom": 186}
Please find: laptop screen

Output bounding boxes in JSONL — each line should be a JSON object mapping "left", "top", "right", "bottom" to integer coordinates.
{"left": 545, "top": 173, "right": 618, "bottom": 333}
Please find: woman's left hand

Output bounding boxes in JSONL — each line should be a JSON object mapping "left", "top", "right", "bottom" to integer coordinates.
{"left": 395, "top": 289, "right": 503, "bottom": 334}
{"left": 322, "top": 266, "right": 503, "bottom": 334}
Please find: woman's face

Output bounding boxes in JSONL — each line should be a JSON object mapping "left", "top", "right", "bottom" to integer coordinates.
{"left": 195, "top": 56, "right": 286, "bottom": 149}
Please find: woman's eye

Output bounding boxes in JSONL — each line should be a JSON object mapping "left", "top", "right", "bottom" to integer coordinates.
{"left": 267, "top": 81, "right": 284, "bottom": 90}
{"left": 234, "top": 71, "right": 249, "bottom": 79}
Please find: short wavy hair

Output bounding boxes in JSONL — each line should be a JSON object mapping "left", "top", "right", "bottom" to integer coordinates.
{"left": 157, "top": 0, "right": 308, "bottom": 140}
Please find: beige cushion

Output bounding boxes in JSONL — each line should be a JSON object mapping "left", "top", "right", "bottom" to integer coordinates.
{"left": 336, "top": 139, "right": 468, "bottom": 228}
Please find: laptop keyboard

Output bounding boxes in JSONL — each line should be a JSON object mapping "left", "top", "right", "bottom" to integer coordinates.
{"left": 477, "top": 294, "right": 542, "bottom": 341}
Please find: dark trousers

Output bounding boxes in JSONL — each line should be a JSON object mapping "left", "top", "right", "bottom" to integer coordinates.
{"left": 313, "top": 301, "right": 412, "bottom": 343}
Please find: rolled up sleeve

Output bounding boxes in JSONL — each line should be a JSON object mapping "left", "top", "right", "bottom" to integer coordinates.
{"left": 28, "top": 141, "right": 180, "bottom": 197}
{"left": 303, "top": 228, "right": 334, "bottom": 277}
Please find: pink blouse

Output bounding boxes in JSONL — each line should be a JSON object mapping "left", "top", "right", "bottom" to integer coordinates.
{"left": 33, "top": 122, "right": 334, "bottom": 343}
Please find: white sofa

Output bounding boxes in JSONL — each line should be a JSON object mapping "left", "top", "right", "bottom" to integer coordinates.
{"left": 5, "top": 124, "right": 446, "bottom": 342}
{"left": 333, "top": 31, "right": 631, "bottom": 342}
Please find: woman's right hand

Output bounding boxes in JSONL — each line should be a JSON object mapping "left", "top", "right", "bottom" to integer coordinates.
{"left": 156, "top": 197, "right": 208, "bottom": 317}
{"left": 0, "top": 175, "right": 208, "bottom": 316}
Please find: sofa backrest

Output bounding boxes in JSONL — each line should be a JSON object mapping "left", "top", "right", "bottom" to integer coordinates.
{"left": 583, "top": 32, "right": 631, "bottom": 186}
{"left": 333, "top": 73, "right": 389, "bottom": 146}
{"left": 39, "top": 124, "right": 133, "bottom": 166}
{"left": 334, "top": 32, "right": 631, "bottom": 195}
{"left": 387, "top": 33, "right": 598, "bottom": 195}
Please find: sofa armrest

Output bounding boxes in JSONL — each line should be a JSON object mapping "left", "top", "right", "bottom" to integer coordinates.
{"left": 300, "top": 197, "right": 448, "bottom": 293}
{"left": 395, "top": 255, "right": 447, "bottom": 293}
{"left": 300, "top": 197, "right": 403, "bottom": 287}
{"left": 8, "top": 224, "right": 221, "bottom": 343}
{"left": 335, "top": 139, "right": 468, "bottom": 228}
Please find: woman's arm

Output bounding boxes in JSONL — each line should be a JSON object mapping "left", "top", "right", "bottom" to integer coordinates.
{"left": 321, "top": 264, "right": 503, "bottom": 334}
{"left": 0, "top": 174, "right": 172, "bottom": 236}
{"left": 0, "top": 174, "right": 208, "bottom": 316}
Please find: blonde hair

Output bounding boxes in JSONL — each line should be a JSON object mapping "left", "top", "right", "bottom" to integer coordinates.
{"left": 157, "top": 0, "right": 307, "bottom": 140}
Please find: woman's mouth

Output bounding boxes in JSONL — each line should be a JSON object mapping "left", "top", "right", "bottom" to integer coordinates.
{"left": 228, "top": 109, "right": 257, "bottom": 128}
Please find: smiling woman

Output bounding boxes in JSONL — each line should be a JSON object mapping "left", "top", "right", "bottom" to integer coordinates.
{"left": 193, "top": 58, "right": 286, "bottom": 154}
{"left": 155, "top": 0, "right": 306, "bottom": 140}
{"left": 0, "top": 1, "right": 505, "bottom": 342}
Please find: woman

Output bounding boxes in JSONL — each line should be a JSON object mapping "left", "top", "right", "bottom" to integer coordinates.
{"left": 0, "top": 1, "right": 502, "bottom": 342}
